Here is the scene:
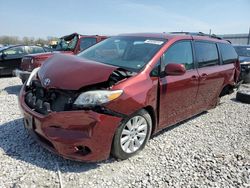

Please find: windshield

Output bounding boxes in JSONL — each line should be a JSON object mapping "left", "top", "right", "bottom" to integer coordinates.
{"left": 55, "top": 35, "right": 78, "bottom": 51}
{"left": 77, "top": 36, "right": 167, "bottom": 72}
{"left": 234, "top": 46, "right": 250, "bottom": 57}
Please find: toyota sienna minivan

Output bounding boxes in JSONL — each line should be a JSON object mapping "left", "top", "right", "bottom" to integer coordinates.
{"left": 19, "top": 32, "right": 240, "bottom": 162}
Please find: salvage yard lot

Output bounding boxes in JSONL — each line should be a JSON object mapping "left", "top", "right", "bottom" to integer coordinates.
{"left": 0, "top": 77, "right": 249, "bottom": 188}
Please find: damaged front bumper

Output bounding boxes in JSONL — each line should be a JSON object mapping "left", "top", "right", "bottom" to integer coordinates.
{"left": 240, "top": 64, "right": 250, "bottom": 82}
{"left": 19, "top": 85, "right": 123, "bottom": 162}
{"left": 13, "top": 69, "right": 31, "bottom": 82}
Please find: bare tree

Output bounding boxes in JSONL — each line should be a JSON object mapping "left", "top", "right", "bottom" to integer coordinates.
{"left": 0, "top": 35, "right": 58, "bottom": 46}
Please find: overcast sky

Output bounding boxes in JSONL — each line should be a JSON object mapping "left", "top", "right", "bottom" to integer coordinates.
{"left": 0, "top": 0, "right": 250, "bottom": 38}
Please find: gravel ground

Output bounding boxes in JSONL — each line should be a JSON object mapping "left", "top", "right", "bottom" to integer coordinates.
{"left": 0, "top": 77, "right": 249, "bottom": 188}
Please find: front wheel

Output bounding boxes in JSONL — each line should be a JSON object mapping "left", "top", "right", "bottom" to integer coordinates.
{"left": 111, "top": 109, "right": 152, "bottom": 160}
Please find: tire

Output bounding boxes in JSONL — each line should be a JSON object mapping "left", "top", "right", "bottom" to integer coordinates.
{"left": 236, "top": 90, "right": 250, "bottom": 104}
{"left": 111, "top": 109, "right": 152, "bottom": 160}
{"left": 243, "top": 73, "right": 250, "bottom": 83}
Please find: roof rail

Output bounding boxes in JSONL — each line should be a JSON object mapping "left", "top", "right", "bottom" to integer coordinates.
{"left": 169, "top": 32, "right": 222, "bottom": 40}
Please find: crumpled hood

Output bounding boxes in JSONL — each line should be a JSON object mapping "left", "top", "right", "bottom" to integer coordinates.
{"left": 26, "top": 51, "right": 74, "bottom": 59}
{"left": 38, "top": 54, "right": 117, "bottom": 90}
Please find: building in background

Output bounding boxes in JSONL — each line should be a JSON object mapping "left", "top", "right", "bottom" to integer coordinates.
{"left": 220, "top": 30, "right": 250, "bottom": 45}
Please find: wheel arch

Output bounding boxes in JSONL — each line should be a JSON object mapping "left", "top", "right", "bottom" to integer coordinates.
{"left": 144, "top": 105, "right": 157, "bottom": 136}
{"left": 219, "top": 84, "right": 234, "bottom": 97}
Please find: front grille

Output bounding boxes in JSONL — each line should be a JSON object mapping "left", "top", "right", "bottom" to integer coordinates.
{"left": 25, "top": 80, "right": 76, "bottom": 115}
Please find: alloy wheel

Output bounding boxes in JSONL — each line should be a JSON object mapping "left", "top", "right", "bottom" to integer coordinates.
{"left": 120, "top": 116, "right": 148, "bottom": 153}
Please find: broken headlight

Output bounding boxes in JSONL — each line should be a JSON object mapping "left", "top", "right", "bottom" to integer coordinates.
{"left": 73, "top": 90, "right": 123, "bottom": 108}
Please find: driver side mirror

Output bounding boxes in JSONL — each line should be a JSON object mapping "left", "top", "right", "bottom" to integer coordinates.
{"left": 165, "top": 63, "right": 186, "bottom": 76}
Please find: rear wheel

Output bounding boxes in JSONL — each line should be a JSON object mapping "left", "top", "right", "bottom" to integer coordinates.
{"left": 112, "top": 109, "right": 152, "bottom": 160}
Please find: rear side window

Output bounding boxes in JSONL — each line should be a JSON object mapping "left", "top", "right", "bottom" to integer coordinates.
{"left": 195, "top": 42, "right": 219, "bottom": 68}
{"left": 162, "top": 41, "right": 194, "bottom": 70}
{"left": 27, "top": 46, "right": 45, "bottom": 54}
{"left": 219, "top": 43, "right": 238, "bottom": 64}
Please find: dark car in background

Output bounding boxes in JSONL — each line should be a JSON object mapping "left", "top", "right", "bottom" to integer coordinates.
{"left": 15, "top": 33, "right": 107, "bottom": 83}
{"left": 233, "top": 45, "right": 250, "bottom": 83}
{"left": 0, "top": 45, "right": 49, "bottom": 76}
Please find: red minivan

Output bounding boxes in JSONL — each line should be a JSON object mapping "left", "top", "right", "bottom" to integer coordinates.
{"left": 19, "top": 32, "right": 240, "bottom": 162}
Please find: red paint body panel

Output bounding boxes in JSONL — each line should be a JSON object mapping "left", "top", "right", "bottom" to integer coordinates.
{"left": 21, "top": 51, "right": 74, "bottom": 71}
{"left": 158, "top": 69, "right": 200, "bottom": 128}
{"left": 196, "top": 64, "right": 235, "bottom": 109}
{"left": 19, "top": 33, "right": 239, "bottom": 161}
{"left": 38, "top": 54, "right": 117, "bottom": 90}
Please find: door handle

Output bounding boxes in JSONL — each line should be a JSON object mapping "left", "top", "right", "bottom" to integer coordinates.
{"left": 201, "top": 73, "right": 208, "bottom": 77}
{"left": 201, "top": 73, "right": 208, "bottom": 80}
{"left": 191, "top": 75, "right": 198, "bottom": 80}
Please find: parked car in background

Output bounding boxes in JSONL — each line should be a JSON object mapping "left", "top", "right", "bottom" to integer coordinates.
{"left": 0, "top": 45, "right": 49, "bottom": 76}
{"left": 15, "top": 33, "right": 107, "bottom": 83}
{"left": 233, "top": 45, "right": 250, "bottom": 83}
{"left": 19, "top": 32, "right": 240, "bottom": 162}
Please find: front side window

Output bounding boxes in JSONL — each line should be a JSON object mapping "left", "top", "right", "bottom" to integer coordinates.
{"left": 80, "top": 37, "right": 97, "bottom": 51}
{"left": 26, "top": 46, "right": 45, "bottom": 54}
{"left": 195, "top": 42, "right": 219, "bottom": 67}
{"left": 78, "top": 36, "right": 167, "bottom": 72}
{"left": 3, "top": 46, "right": 25, "bottom": 59}
{"left": 162, "top": 41, "right": 194, "bottom": 70}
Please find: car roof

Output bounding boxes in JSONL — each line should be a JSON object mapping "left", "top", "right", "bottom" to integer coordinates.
{"left": 0, "top": 44, "right": 21, "bottom": 51}
{"left": 117, "top": 32, "right": 229, "bottom": 43}
{"left": 61, "top": 33, "right": 107, "bottom": 40}
{"left": 0, "top": 44, "right": 45, "bottom": 52}
{"left": 118, "top": 33, "right": 175, "bottom": 39}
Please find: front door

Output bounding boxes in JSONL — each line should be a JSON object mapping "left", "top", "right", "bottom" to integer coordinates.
{"left": 158, "top": 40, "right": 199, "bottom": 129}
{"left": 0, "top": 46, "right": 25, "bottom": 75}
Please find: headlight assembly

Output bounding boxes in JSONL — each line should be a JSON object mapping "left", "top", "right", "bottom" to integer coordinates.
{"left": 73, "top": 90, "right": 123, "bottom": 108}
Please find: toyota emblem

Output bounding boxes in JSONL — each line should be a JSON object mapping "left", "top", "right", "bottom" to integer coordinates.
{"left": 43, "top": 78, "right": 51, "bottom": 86}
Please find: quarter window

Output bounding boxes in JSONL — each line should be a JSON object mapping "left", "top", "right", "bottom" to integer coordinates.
{"left": 195, "top": 42, "right": 219, "bottom": 67}
{"left": 150, "top": 60, "right": 161, "bottom": 77}
{"left": 162, "top": 41, "right": 194, "bottom": 70}
{"left": 219, "top": 43, "right": 238, "bottom": 64}
{"left": 80, "top": 38, "right": 97, "bottom": 51}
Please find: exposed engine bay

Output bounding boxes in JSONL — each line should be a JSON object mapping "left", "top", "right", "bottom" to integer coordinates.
{"left": 24, "top": 68, "right": 135, "bottom": 115}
